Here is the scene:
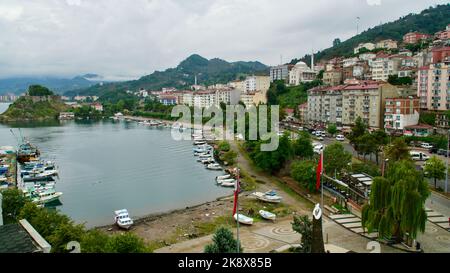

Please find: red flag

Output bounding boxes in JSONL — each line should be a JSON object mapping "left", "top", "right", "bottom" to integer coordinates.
{"left": 316, "top": 152, "right": 323, "bottom": 190}
{"left": 232, "top": 171, "right": 240, "bottom": 216}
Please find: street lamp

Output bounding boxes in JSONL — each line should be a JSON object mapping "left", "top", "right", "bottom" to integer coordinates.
{"left": 445, "top": 130, "right": 449, "bottom": 193}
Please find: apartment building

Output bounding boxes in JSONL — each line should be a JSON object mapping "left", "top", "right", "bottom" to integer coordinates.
{"left": 342, "top": 83, "right": 399, "bottom": 128}
{"left": 354, "top": 43, "right": 375, "bottom": 54}
{"left": 417, "top": 61, "right": 450, "bottom": 111}
{"left": 371, "top": 56, "right": 402, "bottom": 81}
{"left": 403, "top": 32, "right": 431, "bottom": 44}
{"left": 239, "top": 91, "right": 267, "bottom": 108}
{"left": 384, "top": 96, "right": 420, "bottom": 132}
{"left": 245, "top": 76, "right": 271, "bottom": 93}
{"left": 288, "top": 62, "right": 317, "bottom": 86}
{"left": 323, "top": 70, "right": 343, "bottom": 86}
{"left": 228, "top": 80, "right": 246, "bottom": 92}
{"left": 270, "top": 64, "right": 294, "bottom": 82}
{"left": 376, "top": 39, "right": 398, "bottom": 50}
{"left": 307, "top": 85, "right": 345, "bottom": 127}
{"left": 308, "top": 82, "right": 399, "bottom": 128}
{"left": 298, "top": 103, "right": 308, "bottom": 124}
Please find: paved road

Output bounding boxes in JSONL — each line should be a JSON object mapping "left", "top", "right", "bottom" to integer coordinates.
{"left": 427, "top": 192, "right": 450, "bottom": 217}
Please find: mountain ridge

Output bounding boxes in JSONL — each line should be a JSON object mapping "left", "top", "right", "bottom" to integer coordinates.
{"left": 64, "top": 54, "right": 268, "bottom": 97}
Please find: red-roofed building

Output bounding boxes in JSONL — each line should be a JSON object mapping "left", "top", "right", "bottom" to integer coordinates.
{"left": 403, "top": 32, "right": 431, "bottom": 44}
{"left": 384, "top": 96, "right": 420, "bottom": 133}
{"left": 432, "top": 47, "right": 450, "bottom": 64}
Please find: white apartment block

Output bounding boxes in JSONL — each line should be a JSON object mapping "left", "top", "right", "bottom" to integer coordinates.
{"left": 245, "top": 76, "right": 271, "bottom": 93}
{"left": 354, "top": 43, "right": 375, "bottom": 54}
{"left": 182, "top": 89, "right": 241, "bottom": 109}
{"left": 371, "top": 57, "right": 402, "bottom": 81}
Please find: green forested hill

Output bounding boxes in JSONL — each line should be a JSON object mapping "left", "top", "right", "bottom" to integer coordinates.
{"left": 66, "top": 54, "right": 268, "bottom": 97}
{"left": 291, "top": 4, "right": 450, "bottom": 64}
{"left": 0, "top": 86, "right": 70, "bottom": 121}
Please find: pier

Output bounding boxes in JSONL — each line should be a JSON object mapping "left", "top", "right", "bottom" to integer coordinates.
{"left": 0, "top": 146, "right": 17, "bottom": 189}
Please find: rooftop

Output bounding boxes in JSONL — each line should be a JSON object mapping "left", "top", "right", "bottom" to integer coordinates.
{"left": 0, "top": 220, "right": 51, "bottom": 253}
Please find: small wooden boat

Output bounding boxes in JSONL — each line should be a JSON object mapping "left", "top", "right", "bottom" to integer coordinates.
{"left": 220, "top": 181, "right": 236, "bottom": 187}
{"left": 252, "top": 192, "right": 283, "bottom": 203}
{"left": 216, "top": 178, "right": 236, "bottom": 184}
{"left": 207, "top": 163, "right": 222, "bottom": 170}
{"left": 233, "top": 214, "right": 253, "bottom": 225}
{"left": 216, "top": 174, "right": 231, "bottom": 181}
{"left": 259, "top": 210, "right": 276, "bottom": 221}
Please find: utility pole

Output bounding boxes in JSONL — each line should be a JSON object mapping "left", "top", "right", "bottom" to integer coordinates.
{"left": 356, "top": 17, "right": 361, "bottom": 35}
{"left": 446, "top": 130, "right": 449, "bottom": 193}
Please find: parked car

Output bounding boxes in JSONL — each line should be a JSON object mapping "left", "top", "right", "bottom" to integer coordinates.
{"left": 410, "top": 151, "right": 430, "bottom": 161}
{"left": 437, "top": 149, "right": 449, "bottom": 157}
{"left": 430, "top": 147, "right": 439, "bottom": 154}
{"left": 336, "top": 135, "right": 345, "bottom": 141}
{"left": 317, "top": 136, "right": 324, "bottom": 141}
{"left": 420, "top": 143, "right": 433, "bottom": 149}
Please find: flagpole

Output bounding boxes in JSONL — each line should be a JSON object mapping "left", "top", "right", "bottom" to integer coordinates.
{"left": 236, "top": 168, "right": 240, "bottom": 254}
{"left": 321, "top": 152, "right": 324, "bottom": 224}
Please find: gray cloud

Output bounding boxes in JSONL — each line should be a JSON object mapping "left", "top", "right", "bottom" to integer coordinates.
{"left": 0, "top": 0, "right": 447, "bottom": 80}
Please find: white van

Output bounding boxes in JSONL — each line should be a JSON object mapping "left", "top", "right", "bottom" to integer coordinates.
{"left": 410, "top": 151, "right": 430, "bottom": 161}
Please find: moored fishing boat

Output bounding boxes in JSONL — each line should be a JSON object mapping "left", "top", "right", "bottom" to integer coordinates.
{"left": 114, "top": 209, "right": 134, "bottom": 230}
{"left": 17, "top": 142, "right": 40, "bottom": 164}
{"left": 30, "top": 189, "right": 63, "bottom": 205}
{"left": 22, "top": 170, "right": 57, "bottom": 182}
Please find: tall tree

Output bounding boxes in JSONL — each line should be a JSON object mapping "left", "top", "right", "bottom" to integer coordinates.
{"left": 292, "top": 132, "right": 314, "bottom": 158}
{"left": 362, "top": 160, "right": 430, "bottom": 243}
{"left": 424, "top": 156, "right": 446, "bottom": 189}
{"left": 323, "top": 142, "right": 352, "bottom": 177}
{"left": 204, "top": 227, "right": 242, "bottom": 253}
{"left": 0, "top": 188, "right": 28, "bottom": 224}
{"left": 291, "top": 160, "right": 316, "bottom": 192}
{"left": 327, "top": 124, "right": 337, "bottom": 136}
{"left": 349, "top": 117, "right": 367, "bottom": 154}
{"left": 291, "top": 215, "right": 312, "bottom": 253}
{"left": 384, "top": 138, "right": 410, "bottom": 162}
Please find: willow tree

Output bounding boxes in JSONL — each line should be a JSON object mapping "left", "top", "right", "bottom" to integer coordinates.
{"left": 362, "top": 160, "right": 430, "bottom": 243}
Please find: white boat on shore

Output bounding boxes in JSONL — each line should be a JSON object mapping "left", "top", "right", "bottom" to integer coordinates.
{"left": 259, "top": 210, "right": 276, "bottom": 221}
{"left": 233, "top": 214, "right": 254, "bottom": 225}
{"left": 114, "top": 209, "right": 134, "bottom": 230}
{"left": 252, "top": 191, "right": 283, "bottom": 203}
{"left": 206, "top": 163, "right": 222, "bottom": 170}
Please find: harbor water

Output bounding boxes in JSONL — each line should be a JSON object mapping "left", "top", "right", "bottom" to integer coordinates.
{"left": 0, "top": 103, "right": 230, "bottom": 227}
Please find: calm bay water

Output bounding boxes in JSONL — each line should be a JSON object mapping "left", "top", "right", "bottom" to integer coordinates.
{"left": 0, "top": 103, "right": 230, "bottom": 227}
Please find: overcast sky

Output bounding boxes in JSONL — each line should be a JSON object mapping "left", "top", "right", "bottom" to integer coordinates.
{"left": 0, "top": 0, "right": 447, "bottom": 80}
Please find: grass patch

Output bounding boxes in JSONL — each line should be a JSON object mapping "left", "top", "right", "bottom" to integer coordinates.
{"left": 194, "top": 215, "right": 236, "bottom": 237}
{"left": 239, "top": 168, "right": 257, "bottom": 191}
{"left": 241, "top": 199, "right": 294, "bottom": 220}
